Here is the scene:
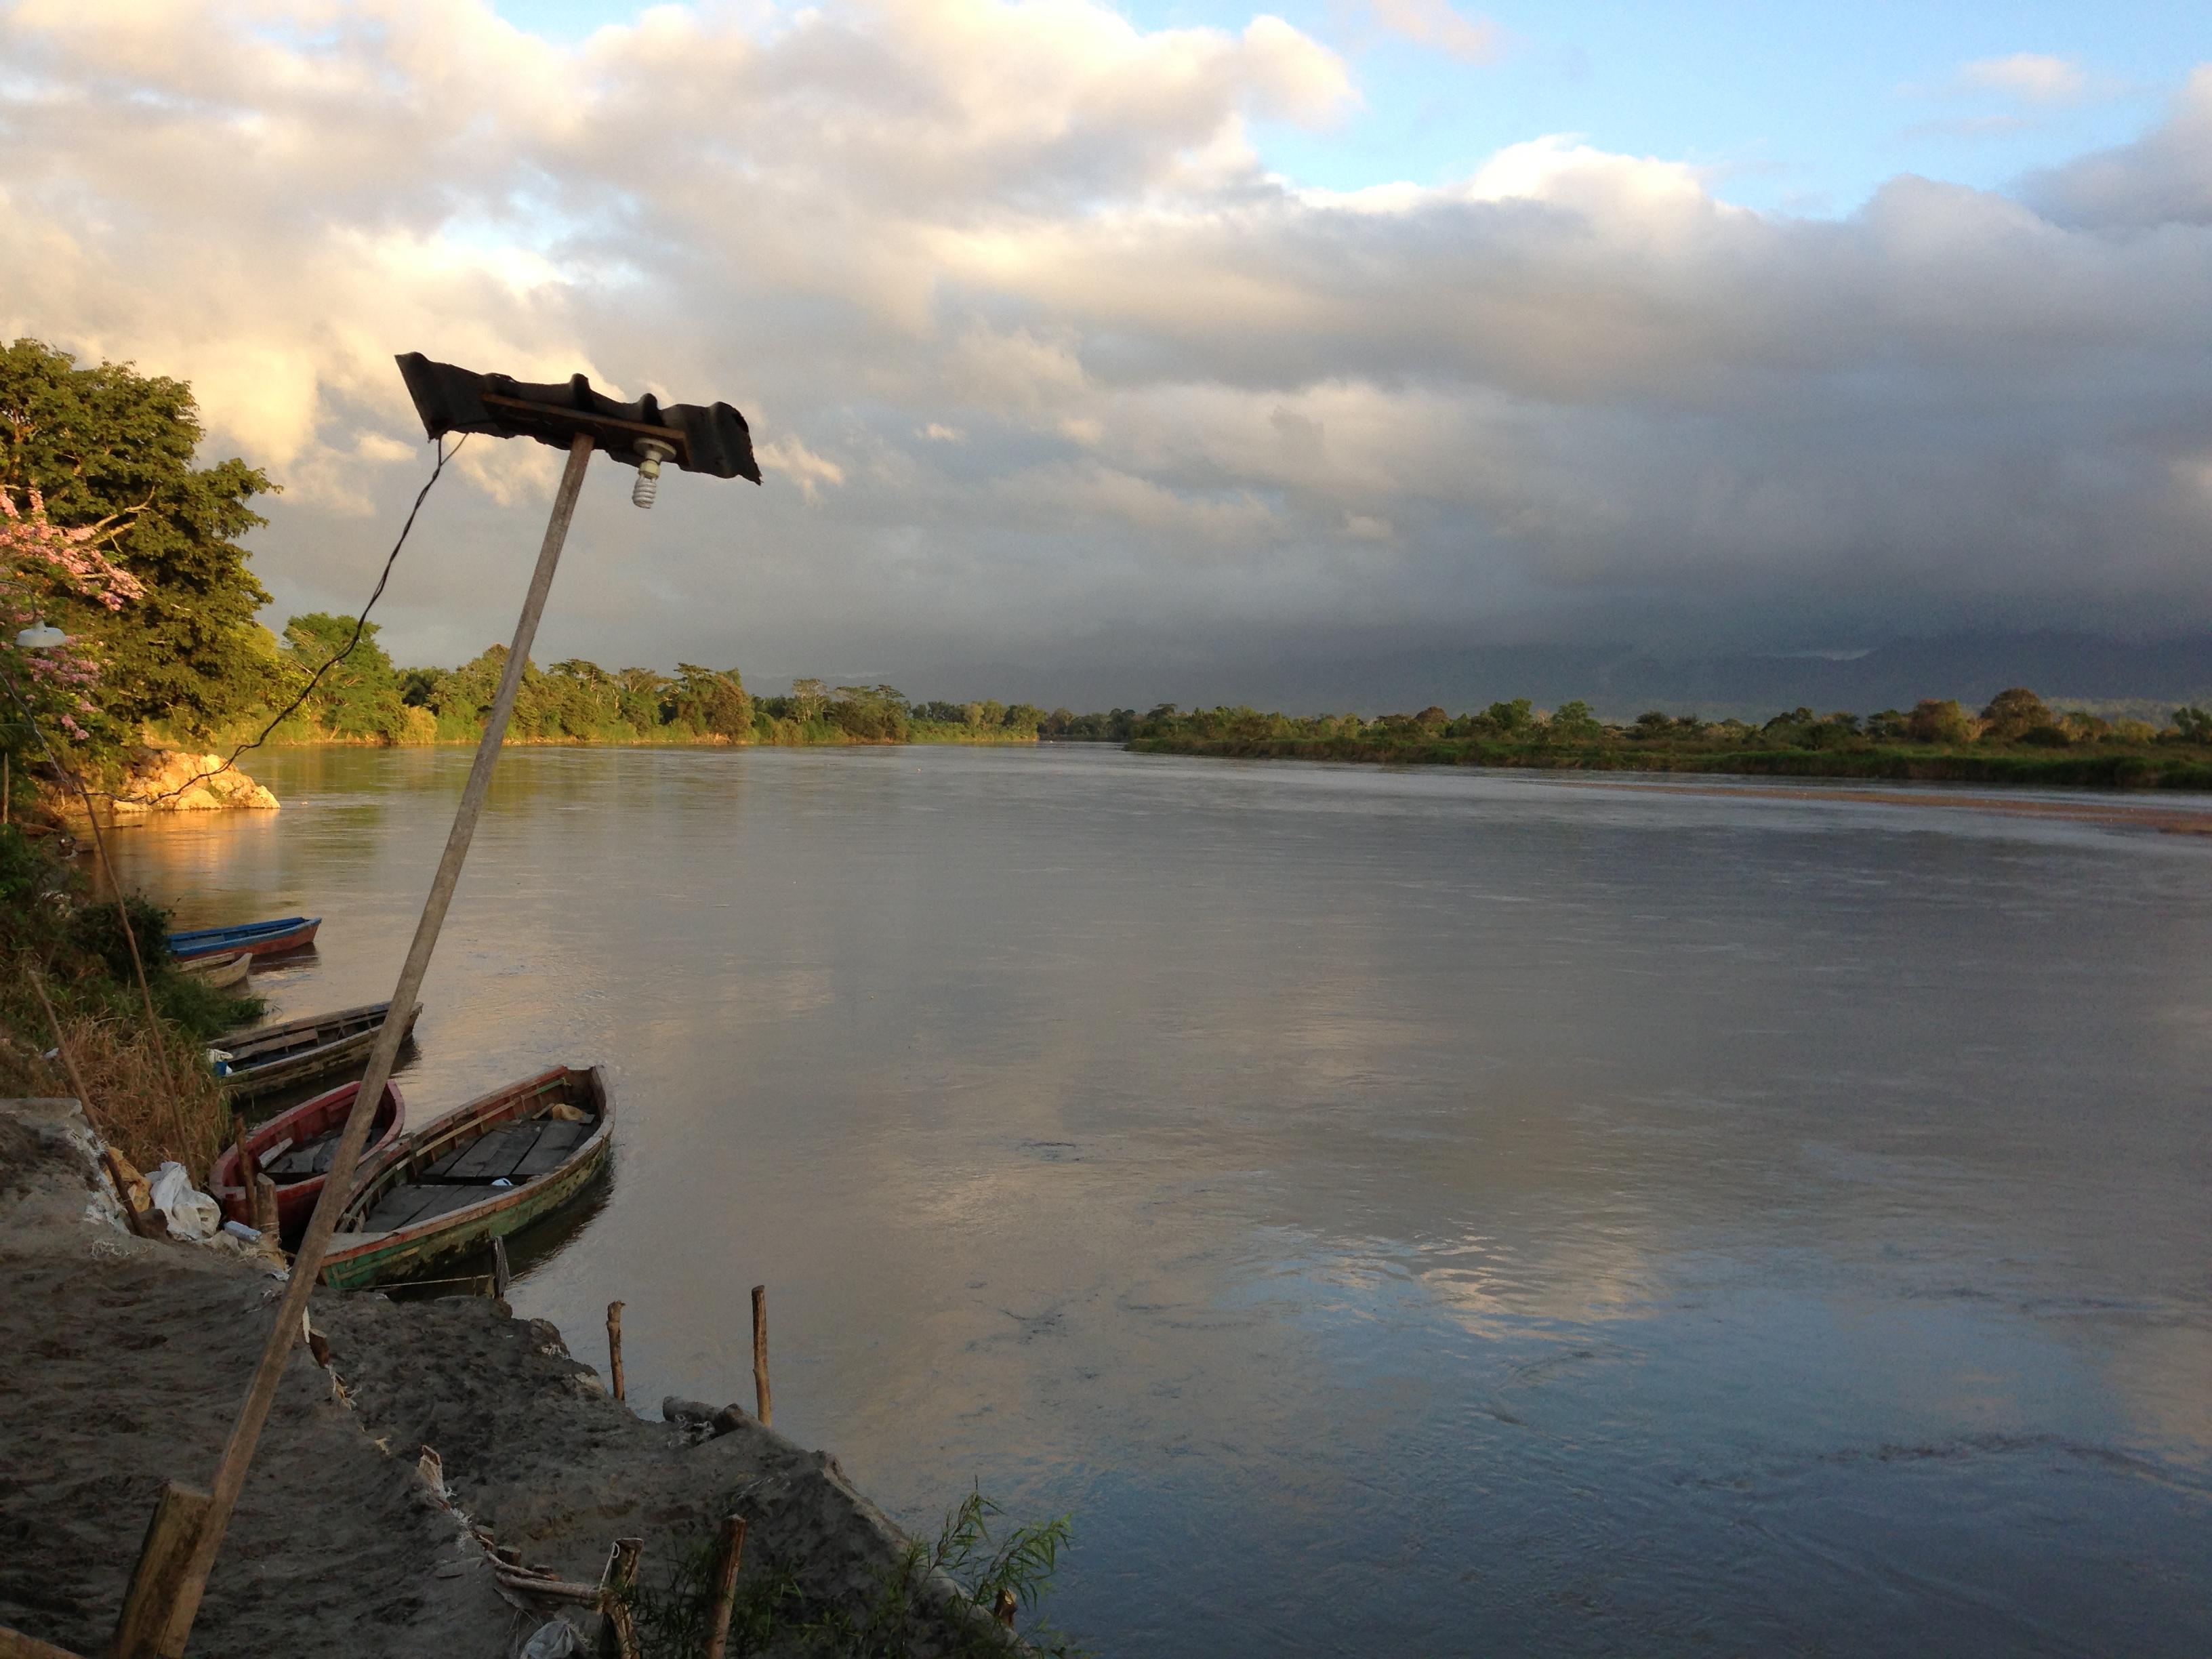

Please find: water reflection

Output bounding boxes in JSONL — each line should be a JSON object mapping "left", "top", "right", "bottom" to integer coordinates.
{"left": 109, "top": 746, "right": 2212, "bottom": 1656}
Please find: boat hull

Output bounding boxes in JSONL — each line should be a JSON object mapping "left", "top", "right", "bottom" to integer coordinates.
{"left": 172, "top": 916, "right": 321, "bottom": 962}
{"left": 182, "top": 951, "right": 253, "bottom": 989}
{"left": 321, "top": 1066, "right": 612, "bottom": 1290}
{"left": 211, "top": 1080, "right": 406, "bottom": 1240}
{"left": 216, "top": 1000, "right": 422, "bottom": 1101}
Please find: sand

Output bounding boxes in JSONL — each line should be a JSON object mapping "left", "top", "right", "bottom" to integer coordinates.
{"left": 0, "top": 1099, "right": 1017, "bottom": 1658}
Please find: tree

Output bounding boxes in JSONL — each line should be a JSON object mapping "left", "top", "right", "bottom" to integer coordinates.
{"left": 1, "top": 484, "right": 146, "bottom": 750}
{"left": 281, "top": 613, "right": 406, "bottom": 741}
{"left": 0, "top": 338, "right": 276, "bottom": 740}
{"left": 1481, "top": 698, "right": 1534, "bottom": 736}
{"left": 670, "top": 665, "right": 754, "bottom": 739}
{"left": 2171, "top": 706, "right": 2212, "bottom": 744}
{"left": 788, "top": 678, "right": 827, "bottom": 724}
{"left": 1906, "top": 699, "right": 1974, "bottom": 745}
{"left": 1980, "top": 687, "right": 2053, "bottom": 742}
{"left": 1547, "top": 700, "right": 1602, "bottom": 742}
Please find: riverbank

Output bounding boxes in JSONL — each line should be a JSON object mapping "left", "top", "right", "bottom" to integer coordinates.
{"left": 0, "top": 1098, "right": 1031, "bottom": 1658}
{"left": 1130, "top": 733, "right": 2212, "bottom": 791}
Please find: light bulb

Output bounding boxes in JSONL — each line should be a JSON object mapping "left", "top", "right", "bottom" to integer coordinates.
{"left": 632, "top": 441, "right": 674, "bottom": 510}
{"left": 14, "top": 620, "right": 67, "bottom": 651}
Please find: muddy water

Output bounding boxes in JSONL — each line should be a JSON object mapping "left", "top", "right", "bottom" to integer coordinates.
{"left": 110, "top": 745, "right": 2212, "bottom": 1656}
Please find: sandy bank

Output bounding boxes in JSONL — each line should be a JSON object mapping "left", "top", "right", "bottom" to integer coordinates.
{"left": 0, "top": 1099, "right": 1022, "bottom": 1658}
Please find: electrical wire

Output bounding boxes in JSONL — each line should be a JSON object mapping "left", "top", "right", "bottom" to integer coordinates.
{"left": 114, "top": 434, "right": 466, "bottom": 808}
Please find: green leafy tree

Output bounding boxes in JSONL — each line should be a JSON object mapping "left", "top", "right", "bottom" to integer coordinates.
{"left": 2170, "top": 706, "right": 2212, "bottom": 744}
{"left": 1547, "top": 699, "right": 1602, "bottom": 742}
{"left": 1980, "top": 687, "right": 2053, "bottom": 742}
{"left": 1906, "top": 699, "right": 1975, "bottom": 745}
{"left": 281, "top": 613, "right": 407, "bottom": 740}
{"left": 0, "top": 338, "right": 276, "bottom": 741}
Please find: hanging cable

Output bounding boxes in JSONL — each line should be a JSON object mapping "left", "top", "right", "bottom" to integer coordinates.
{"left": 113, "top": 434, "right": 466, "bottom": 808}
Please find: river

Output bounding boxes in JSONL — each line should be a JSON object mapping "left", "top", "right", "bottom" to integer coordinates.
{"left": 108, "top": 744, "right": 2212, "bottom": 1656}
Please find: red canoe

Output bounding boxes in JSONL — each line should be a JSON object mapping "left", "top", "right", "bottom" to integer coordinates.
{"left": 213, "top": 1079, "right": 405, "bottom": 1240}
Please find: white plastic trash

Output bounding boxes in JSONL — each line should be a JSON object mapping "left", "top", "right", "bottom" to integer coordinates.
{"left": 148, "top": 1161, "right": 222, "bottom": 1241}
{"left": 520, "top": 1620, "right": 581, "bottom": 1658}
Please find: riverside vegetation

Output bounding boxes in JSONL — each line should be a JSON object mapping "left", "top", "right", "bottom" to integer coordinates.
{"left": 1097, "top": 692, "right": 2212, "bottom": 790}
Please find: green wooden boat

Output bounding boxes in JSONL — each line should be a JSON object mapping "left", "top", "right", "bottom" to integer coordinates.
{"left": 215, "top": 1000, "right": 423, "bottom": 1102}
{"left": 321, "top": 1065, "right": 612, "bottom": 1290}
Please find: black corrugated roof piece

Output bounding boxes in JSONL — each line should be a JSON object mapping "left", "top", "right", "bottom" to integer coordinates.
{"left": 395, "top": 354, "right": 760, "bottom": 483}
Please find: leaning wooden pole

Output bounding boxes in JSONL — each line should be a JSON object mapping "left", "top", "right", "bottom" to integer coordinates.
{"left": 147, "top": 433, "right": 596, "bottom": 1658}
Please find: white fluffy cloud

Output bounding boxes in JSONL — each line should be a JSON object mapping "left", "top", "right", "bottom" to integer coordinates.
{"left": 2, "top": 0, "right": 2210, "bottom": 702}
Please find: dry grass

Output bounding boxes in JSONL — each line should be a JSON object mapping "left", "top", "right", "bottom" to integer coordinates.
{"left": 2, "top": 962, "right": 230, "bottom": 1181}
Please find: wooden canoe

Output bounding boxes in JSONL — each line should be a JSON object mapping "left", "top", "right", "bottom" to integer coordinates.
{"left": 211, "top": 1079, "right": 405, "bottom": 1240}
{"left": 213, "top": 1000, "right": 423, "bottom": 1101}
{"left": 321, "top": 1066, "right": 613, "bottom": 1290}
{"left": 182, "top": 951, "right": 253, "bottom": 989}
{"left": 171, "top": 916, "right": 321, "bottom": 962}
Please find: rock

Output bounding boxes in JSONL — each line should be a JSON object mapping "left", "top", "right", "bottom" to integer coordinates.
{"left": 108, "top": 747, "right": 279, "bottom": 813}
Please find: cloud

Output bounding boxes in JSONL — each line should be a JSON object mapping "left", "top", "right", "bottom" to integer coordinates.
{"left": 0, "top": 1, "right": 2209, "bottom": 707}
{"left": 1368, "top": 0, "right": 1502, "bottom": 64}
{"left": 1956, "top": 52, "right": 2087, "bottom": 104}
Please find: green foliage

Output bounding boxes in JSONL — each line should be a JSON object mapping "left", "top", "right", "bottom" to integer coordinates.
{"left": 0, "top": 338, "right": 276, "bottom": 744}
{"left": 282, "top": 612, "right": 409, "bottom": 741}
{"left": 1113, "top": 686, "right": 2212, "bottom": 790}
{"left": 625, "top": 1484, "right": 1080, "bottom": 1659}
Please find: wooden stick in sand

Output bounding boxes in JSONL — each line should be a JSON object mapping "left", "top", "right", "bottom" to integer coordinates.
{"left": 606, "top": 1300, "right": 626, "bottom": 1403}
{"left": 0, "top": 1622, "right": 84, "bottom": 1658}
{"left": 147, "top": 433, "right": 598, "bottom": 1658}
{"left": 595, "top": 1537, "right": 643, "bottom": 1659}
{"left": 701, "top": 1515, "right": 749, "bottom": 1659}
{"left": 110, "top": 1482, "right": 211, "bottom": 1659}
{"left": 752, "top": 1284, "right": 771, "bottom": 1427}
{"left": 251, "top": 1173, "right": 279, "bottom": 1240}
{"left": 491, "top": 1235, "right": 511, "bottom": 1301}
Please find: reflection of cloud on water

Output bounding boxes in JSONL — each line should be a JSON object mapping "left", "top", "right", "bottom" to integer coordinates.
{"left": 2101, "top": 1323, "right": 2212, "bottom": 1467}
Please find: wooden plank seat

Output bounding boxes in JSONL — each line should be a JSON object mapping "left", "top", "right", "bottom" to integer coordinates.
{"left": 261, "top": 1131, "right": 340, "bottom": 1181}
{"left": 422, "top": 1120, "right": 590, "bottom": 1184}
{"left": 361, "top": 1181, "right": 503, "bottom": 1233}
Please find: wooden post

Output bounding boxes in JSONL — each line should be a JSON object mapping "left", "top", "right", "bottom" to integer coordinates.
{"left": 594, "top": 1537, "right": 642, "bottom": 1659}
{"left": 606, "top": 1301, "right": 625, "bottom": 1404}
{"left": 152, "top": 433, "right": 598, "bottom": 1659}
{"left": 110, "top": 1481, "right": 211, "bottom": 1659}
{"left": 701, "top": 1515, "right": 748, "bottom": 1659}
{"left": 491, "top": 1235, "right": 511, "bottom": 1301}
{"left": 751, "top": 1284, "right": 771, "bottom": 1428}
{"left": 0, "top": 1624, "right": 84, "bottom": 1659}
{"left": 230, "top": 1113, "right": 251, "bottom": 1189}
{"left": 251, "top": 1174, "right": 279, "bottom": 1240}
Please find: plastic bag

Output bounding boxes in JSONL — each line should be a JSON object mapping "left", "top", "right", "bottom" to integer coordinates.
{"left": 520, "top": 1620, "right": 581, "bottom": 1658}
{"left": 148, "top": 1161, "right": 221, "bottom": 1241}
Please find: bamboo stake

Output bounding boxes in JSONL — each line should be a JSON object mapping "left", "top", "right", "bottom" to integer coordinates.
{"left": 491, "top": 1235, "right": 511, "bottom": 1301}
{"left": 701, "top": 1515, "right": 749, "bottom": 1659}
{"left": 150, "top": 433, "right": 598, "bottom": 1658}
{"left": 251, "top": 1174, "right": 279, "bottom": 1239}
{"left": 606, "top": 1301, "right": 626, "bottom": 1404}
{"left": 751, "top": 1284, "right": 771, "bottom": 1428}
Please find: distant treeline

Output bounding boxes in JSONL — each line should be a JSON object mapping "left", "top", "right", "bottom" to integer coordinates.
{"left": 251, "top": 613, "right": 1050, "bottom": 747}
{"left": 1107, "top": 691, "right": 2212, "bottom": 788}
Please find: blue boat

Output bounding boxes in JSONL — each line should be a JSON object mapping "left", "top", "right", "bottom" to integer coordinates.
{"left": 170, "top": 916, "right": 321, "bottom": 962}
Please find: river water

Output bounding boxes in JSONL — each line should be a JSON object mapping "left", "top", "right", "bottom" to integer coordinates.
{"left": 110, "top": 745, "right": 2212, "bottom": 1656}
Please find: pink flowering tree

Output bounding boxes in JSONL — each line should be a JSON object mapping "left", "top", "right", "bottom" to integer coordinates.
{"left": 1, "top": 485, "right": 144, "bottom": 744}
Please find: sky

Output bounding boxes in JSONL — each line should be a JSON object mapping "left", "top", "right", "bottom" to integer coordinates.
{"left": 3, "top": 0, "right": 2211, "bottom": 711}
